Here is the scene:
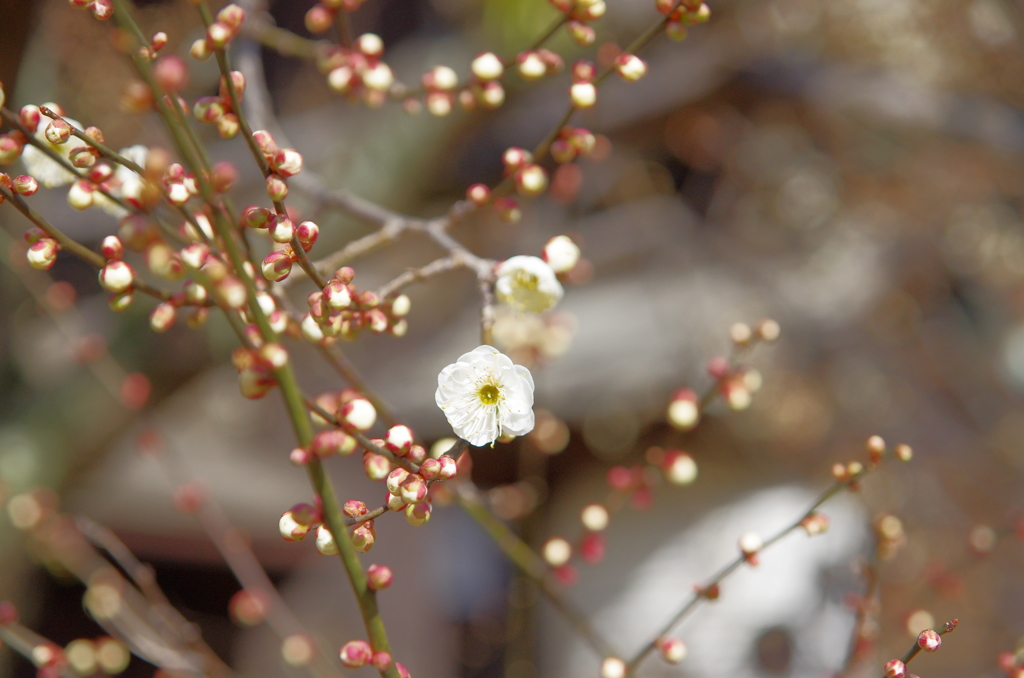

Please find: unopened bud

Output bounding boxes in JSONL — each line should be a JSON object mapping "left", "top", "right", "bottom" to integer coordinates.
{"left": 917, "top": 629, "right": 941, "bottom": 652}
{"left": 27, "top": 238, "right": 59, "bottom": 270}
{"left": 341, "top": 397, "right": 377, "bottom": 431}
{"left": 615, "top": 54, "right": 648, "bottom": 81}
{"left": 471, "top": 52, "right": 503, "bottom": 80}
{"left": 405, "top": 501, "right": 431, "bottom": 526}
{"left": 363, "top": 451, "right": 391, "bottom": 480}
{"left": 339, "top": 640, "right": 372, "bottom": 668}
{"left": 367, "top": 564, "right": 393, "bottom": 591}
{"left": 98, "top": 260, "right": 135, "bottom": 293}
{"left": 315, "top": 525, "right": 338, "bottom": 555}
{"left": 600, "top": 657, "right": 626, "bottom": 678}
{"left": 657, "top": 637, "right": 687, "bottom": 665}
{"left": 667, "top": 388, "right": 700, "bottom": 431}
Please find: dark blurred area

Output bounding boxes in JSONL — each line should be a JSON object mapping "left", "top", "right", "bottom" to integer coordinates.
{"left": 3, "top": 0, "right": 1024, "bottom": 677}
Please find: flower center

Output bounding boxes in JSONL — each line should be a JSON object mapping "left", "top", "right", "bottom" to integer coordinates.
{"left": 477, "top": 382, "right": 501, "bottom": 406}
{"left": 513, "top": 270, "right": 539, "bottom": 291}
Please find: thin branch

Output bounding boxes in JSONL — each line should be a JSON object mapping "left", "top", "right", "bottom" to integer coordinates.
{"left": 624, "top": 452, "right": 902, "bottom": 674}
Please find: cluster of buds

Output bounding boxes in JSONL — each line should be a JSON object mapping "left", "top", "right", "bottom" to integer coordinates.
{"left": 607, "top": 463, "right": 657, "bottom": 511}
{"left": 655, "top": 0, "right": 712, "bottom": 41}
{"left": 191, "top": 4, "right": 246, "bottom": 58}
{"left": 419, "top": 66, "right": 460, "bottom": 117}
{"left": 291, "top": 500, "right": 378, "bottom": 554}
{"left": 300, "top": 267, "right": 411, "bottom": 343}
{"left": 306, "top": 0, "right": 367, "bottom": 33}
{"left": 467, "top": 53, "right": 507, "bottom": 110}
{"left": 514, "top": 49, "right": 564, "bottom": 83}
{"left": 22, "top": 226, "right": 61, "bottom": 271}
{"left": 231, "top": 343, "right": 286, "bottom": 399}
{"left": 737, "top": 531, "right": 764, "bottom": 566}
{"left": 318, "top": 34, "right": 395, "bottom": 108}
{"left": 191, "top": 71, "right": 247, "bottom": 140}
{"left": 339, "top": 641, "right": 408, "bottom": 676}
{"left": 502, "top": 146, "right": 550, "bottom": 199}
{"left": 547, "top": 0, "right": 604, "bottom": 46}
{"left": 279, "top": 502, "right": 322, "bottom": 541}
{"left": 160, "top": 162, "right": 199, "bottom": 206}
{"left": 246, "top": 206, "right": 315, "bottom": 249}
{"left": 569, "top": 59, "right": 599, "bottom": 109}
{"left": 67, "top": 0, "right": 113, "bottom": 21}
{"left": 550, "top": 126, "right": 598, "bottom": 165}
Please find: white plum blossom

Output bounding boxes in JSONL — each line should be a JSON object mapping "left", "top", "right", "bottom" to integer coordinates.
{"left": 21, "top": 117, "right": 89, "bottom": 188}
{"left": 435, "top": 345, "right": 535, "bottom": 446}
{"left": 494, "top": 255, "right": 564, "bottom": 313}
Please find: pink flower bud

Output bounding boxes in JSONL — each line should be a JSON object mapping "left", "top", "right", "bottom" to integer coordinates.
{"left": 239, "top": 365, "right": 276, "bottom": 399}
{"left": 13, "top": 175, "right": 38, "bottom": 196}
{"left": 101, "top": 235, "right": 123, "bottom": 260}
{"left": 214, "top": 275, "right": 247, "bottom": 309}
{"left": 386, "top": 492, "right": 407, "bottom": 511}
{"left": 570, "top": 81, "right": 597, "bottom": 108}
{"left": 243, "top": 205, "right": 273, "bottom": 229}
{"left": 109, "top": 291, "right": 133, "bottom": 311}
{"left": 615, "top": 54, "right": 648, "bottom": 81}
{"left": 206, "top": 22, "right": 234, "bottom": 50}
{"left": 517, "top": 51, "right": 546, "bottom": 80}
{"left": 399, "top": 474, "right": 427, "bottom": 505}
{"left": 367, "top": 564, "right": 393, "bottom": 591}
{"left": 91, "top": 0, "right": 114, "bottom": 20}
{"left": 567, "top": 20, "right": 596, "bottom": 45}
{"left": 365, "top": 308, "right": 389, "bottom": 333}
{"left": 219, "top": 71, "right": 246, "bottom": 100}
{"left": 407, "top": 444, "right": 427, "bottom": 464}
{"left": 738, "top": 532, "right": 763, "bottom": 562}
{"left": 466, "top": 183, "right": 490, "bottom": 205}
{"left": 917, "top": 629, "right": 941, "bottom": 652}
{"left": 502, "top": 146, "right": 532, "bottom": 172}
{"left": 437, "top": 455, "right": 458, "bottom": 480}
{"left": 396, "top": 662, "right": 411, "bottom": 678}
{"left": 272, "top": 148, "right": 303, "bottom": 177}
{"left": 667, "top": 388, "right": 700, "bottom": 431}
{"left": 339, "top": 640, "right": 372, "bottom": 668}
{"left": 44, "top": 119, "right": 72, "bottom": 145}
{"left": 405, "top": 501, "right": 431, "bottom": 526}
{"left": 180, "top": 243, "right": 209, "bottom": 270}
{"left": 0, "top": 134, "right": 24, "bottom": 164}
{"left": 150, "top": 302, "right": 177, "bottom": 332}
{"left": 800, "top": 512, "right": 830, "bottom": 536}
{"left": 494, "top": 196, "right": 521, "bottom": 223}
{"left": 884, "top": 659, "right": 906, "bottom": 678}
{"left": 477, "top": 81, "right": 505, "bottom": 109}
{"left": 27, "top": 238, "right": 59, "bottom": 270}
{"left": 323, "top": 280, "right": 352, "bottom": 310}
{"left": 371, "top": 652, "right": 392, "bottom": 672}
{"left": 351, "top": 523, "right": 375, "bottom": 552}
{"left": 217, "top": 114, "right": 240, "bottom": 139}
{"left": 386, "top": 467, "right": 410, "bottom": 495}
{"left": 419, "top": 457, "right": 441, "bottom": 480}
{"left": 229, "top": 589, "right": 268, "bottom": 627}
{"left": 154, "top": 54, "right": 189, "bottom": 93}
{"left": 662, "top": 450, "right": 697, "bottom": 485}
{"left": 363, "top": 451, "right": 391, "bottom": 480}
{"left": 296, "top": 221, "right": 319, "bottom": 251}
{"left": 279, "top": 511, "right": 311, "bottom": 541}
{"left": 217, "top": 4, "right": 245, "bottom": 30}
{"left": 343, "top": 500, "right": 368, "bottom": 519}
{"left": 19, "top": 105, "right": 41, "bottom": 132}
{"left": 315, "top": 525, "right": 338, "bottom": 555}
{"left": 289, "top": 447, "right": 312, "bottom": 465}
{"left": 151, "top": 31, "right": 168, "bottom": 51}
{"left": 98, "top": 260, "right": 135, "bottom": 293}
{"left": 657, "top": 637, "right": 687, "bottom": 664}
{"left": 252, "top": 129, "right": 277, "bottom": 159}
{"left": 67, "top": 179, "right": 95, "bottom": 209}
{"left": 341, "top": 397, "right": 376, "bottom": 431}
{"left": 572, "top": 60, "right": 596, "bottom": 83}
{"left": 580, "top": 531, "right": 605, "bottom": 563}
{"left": 266, "top": 174, "right": 289, "bottom": 202}
{"left": 515, "top": 164, "right": 548, "bottom": 197}
{"left": 270, "top": 216, "right": 294, "bottom": 245}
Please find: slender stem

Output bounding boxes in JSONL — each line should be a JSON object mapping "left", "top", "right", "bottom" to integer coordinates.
{"left": 316, "top": 345, "right": 399, "bottom": 426}
{"left": 880, "top": 619, "right": 958, "bottom": 678}
{"left": 0, "top": 185, "right": 173, "bottom": 302}
{"left": 455, "top": 484, "right": 619, "bottom": 659}
{"left": 376, "top": 254, "right": 462, "bottom": 299}
{"left": 624, "top": 457, "right": 892, "bottom": 674}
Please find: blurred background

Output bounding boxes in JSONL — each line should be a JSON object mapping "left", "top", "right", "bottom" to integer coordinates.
{"left": 2, "top": 0, "right": 1024, "bottom": 677}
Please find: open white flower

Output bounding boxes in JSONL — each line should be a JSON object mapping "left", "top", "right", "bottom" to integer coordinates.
{"left": 435, "top": 345, "right": 535, "bottom": 446}
{"left": 495, "top": 255, "right": 564, "bottom": 313}
{"left": 21, "top": 117, "right": 89, "bottom": 188}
